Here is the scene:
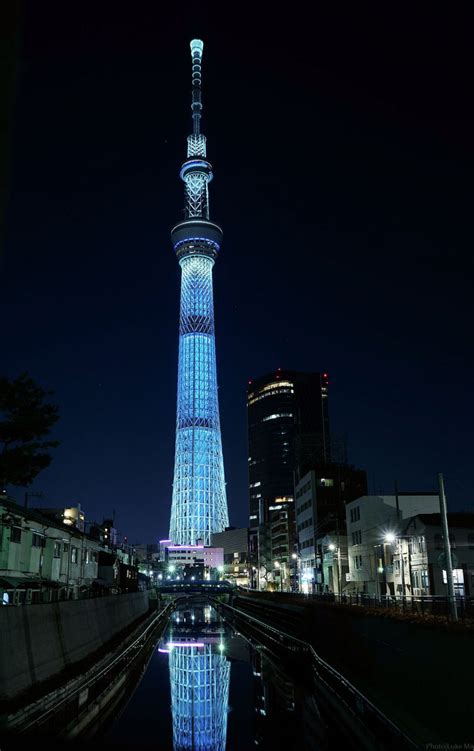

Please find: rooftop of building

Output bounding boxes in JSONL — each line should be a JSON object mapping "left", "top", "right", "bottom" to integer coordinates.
{"left": 410, "top": 512, "right": 474, "bottom": 529}
{"left": 247, "top": 369, "right": 327, "bottom": 392}
{"left": 0, "top": 496, "right": 104, "bottom": 544}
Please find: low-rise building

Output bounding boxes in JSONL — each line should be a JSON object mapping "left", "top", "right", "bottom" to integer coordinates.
{"left": 211, "top": 527, "right": 249, "bottom": 585}
{"left": 164, "top": 543, "right": 224, "bottom": 579}
{"left": 386, "top": 512, "right": 474, "bottom": 598}
{"left": 0, "top": 497, "right": 104, "bottom": 604}
{"left": 345, "top": 493, "right": 440, "bottom": 595}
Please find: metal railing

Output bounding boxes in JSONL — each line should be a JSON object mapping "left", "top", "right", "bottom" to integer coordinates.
{"left": 214, "top": 597, "right": 419, "bottom": 750}
{"left": 238, "top": 587, "right": 474, "bottom": 620}
{"left": 13, "top": 601, "right": 174, "bottom": 736}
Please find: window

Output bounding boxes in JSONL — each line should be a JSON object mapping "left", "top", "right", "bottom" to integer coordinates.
{"left": 411, "top": 570, "right": 420, "bottom": 588}
{"left": 63, "top": 542, "right": 69, "bottom": 553}
{"left": 350, "top": 507, "right": 360, "bottom": 523}
{"left": 352, "top": 530, "right": 362, "bottom": 545}
{"left": 10, "top": 527, "right": 22, "bottom": 544}
{"left": 421, "top": 570, "right": 429, "bottom": 589}
{"left": 318, "top": 478, "right": 334, "bottom": 487}
{"left": 434, "top": 534, "right": 443, "bottom": 550}
{"left": 353, "top": 555, "right": 363, "bottom": 570}
{"left": 262, "top": 413, "right": 293, "bottom": 422}
{"left": 71, "top": 546, "right": 79, "bottom": 564}
{"left": 32, "top": 533, "right": 45, "bottom": 548}
{"left": 53, "top": 541, "right": 61, "bottom": 558}
{"left": 84, "top": 548, "right": 90, "bottom": 564}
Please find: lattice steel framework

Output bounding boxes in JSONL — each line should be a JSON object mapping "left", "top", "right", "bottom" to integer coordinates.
{"left": 169, "top": 645, "right": 230, "bottom": 751}
{"left": 169, "top": 39, "right": 229, "bottom": 545}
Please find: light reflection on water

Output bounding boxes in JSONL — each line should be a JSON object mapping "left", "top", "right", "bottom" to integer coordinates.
{"left": 163, "top": 606, "right": 230, "bottom": 750}
{"left": 107, "top": 600, "right": 333, "bottom": 750}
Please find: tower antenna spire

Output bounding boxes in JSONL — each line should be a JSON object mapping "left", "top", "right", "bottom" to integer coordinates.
{"left": 190, "top": 39, "right": 204, "bottom": 135}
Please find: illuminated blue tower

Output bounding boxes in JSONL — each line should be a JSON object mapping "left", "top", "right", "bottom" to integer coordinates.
{"left": 169, "top": 39, "right": 229, "bottom": 545}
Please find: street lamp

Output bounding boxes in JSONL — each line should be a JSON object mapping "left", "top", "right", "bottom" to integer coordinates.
{"left": 328, "top": 543, "right": 342, "bottom": 596}
{"left": 384, "top": 532, "right": 410, "bottom": 603}
{"left": 274, "top": 560, "right": 282, "bottom": 592}
{"left": 291, "top": 553, "right": 300, "bottom": 593}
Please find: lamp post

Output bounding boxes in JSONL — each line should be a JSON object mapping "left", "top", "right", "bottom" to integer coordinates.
{"left": 274, "top": 560, "right": 282, "bottom": 592}
{"left": 291, "top": 552, "right": 300, "bottom": 592}
{"left": 328, "top": 543, "right": 341, "bottom": 595}
{"left": 384, "top": 533, "right": 413, "bottom": 605}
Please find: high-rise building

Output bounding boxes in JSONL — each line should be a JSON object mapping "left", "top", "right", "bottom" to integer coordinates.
{"left": 247, "top": 369, "right": 330, "bottom": 569}
{"left": 247, "top": 370, "right": 330, "bottom": 521}
{"left": 168, "top": 40, "right": 229, "bottom": 546}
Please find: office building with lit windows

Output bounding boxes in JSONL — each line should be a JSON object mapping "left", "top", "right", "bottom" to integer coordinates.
{"left": 247, "top": 370, "right": 330, "bottom": 587}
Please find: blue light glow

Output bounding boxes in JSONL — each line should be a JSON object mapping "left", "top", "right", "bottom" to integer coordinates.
{"left": 169, "top": 39, "right": 229, "bottom": 546}
{"left": 169, "top": 256, "right": 228, "bottom": 544}
{"left": 169, "top": 644, "right": 230, "bottom": 750}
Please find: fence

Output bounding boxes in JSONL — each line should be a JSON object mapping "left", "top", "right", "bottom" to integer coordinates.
{"left": 238, "top": 587, "right": 474, "bottom": 620}
{"left": 214, "top": 597, "right": 418, "bottom": 751}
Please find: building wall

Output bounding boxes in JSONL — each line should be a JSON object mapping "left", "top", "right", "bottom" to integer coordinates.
{"left": 211, "top": 528, "right": 248, "bottom": 557}
{"left": 0, "top": 502, "right": 103, "bottom": 594}
{"left": 295, "top": 464, "right": 367, "bottom": 591}
{"left": 0, "top": 590, "right": 149, "bottom": 699}
{"left": 345, "top": 495, "right": 440, "bottom": 594}
{"left": 395, "top": 516, "right": 474, "bottom": 597}
{"left": 295, "top": 471, "right": 317, "bottom": 583}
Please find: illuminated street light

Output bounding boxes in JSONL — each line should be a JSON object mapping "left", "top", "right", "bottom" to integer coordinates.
{"left": 328, "top": 543, "right": 336, "bottom": 552}
{"left": 384, "top": 532, "right": 411, "bottom": 602}
{"left": 169, "top": 564, "right": 176, "bottom": 573}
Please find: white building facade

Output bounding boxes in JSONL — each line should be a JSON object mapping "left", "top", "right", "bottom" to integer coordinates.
{"left": 345, "top": 493, "right": 440, "bottom": 596}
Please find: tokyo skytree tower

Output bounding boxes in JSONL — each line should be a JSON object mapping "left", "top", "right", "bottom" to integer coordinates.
{"left": 169, "top": 39, "right": 229, "bottom": 545}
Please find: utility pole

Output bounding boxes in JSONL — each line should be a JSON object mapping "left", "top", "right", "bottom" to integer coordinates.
{"left": 394, "top": 481, "right": 405, "bottom": 602}
{"left": 438, "top": 473, "right": 458, "bottom": 622}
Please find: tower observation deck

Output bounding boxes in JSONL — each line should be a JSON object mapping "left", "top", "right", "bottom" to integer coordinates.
{"left": 169, "top": 39, "right": 229, "bottom": 545}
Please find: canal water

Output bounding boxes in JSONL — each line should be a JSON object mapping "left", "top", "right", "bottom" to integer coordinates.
{"left": 104, "top": 599, "right": 353, "bottom": 750}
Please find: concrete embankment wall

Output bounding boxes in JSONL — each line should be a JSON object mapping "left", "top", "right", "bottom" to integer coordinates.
{"left": 0, "top": 592, "right": 149, "bottom": 700}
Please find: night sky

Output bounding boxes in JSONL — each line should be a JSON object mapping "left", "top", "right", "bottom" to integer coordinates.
{"left": 2, "top": 4, "right": 473, "bottom": 543}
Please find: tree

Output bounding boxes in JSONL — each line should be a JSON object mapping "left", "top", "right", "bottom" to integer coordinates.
{"left": 0, "top": 373, "right": 59, "bottom": 487}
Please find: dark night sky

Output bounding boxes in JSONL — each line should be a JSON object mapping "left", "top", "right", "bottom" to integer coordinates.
{"left": 2, "top": 3, "right": 473, "bottom": 543}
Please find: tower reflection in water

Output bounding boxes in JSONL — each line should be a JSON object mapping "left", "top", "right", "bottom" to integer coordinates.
{"left": 161, "top": 604, "right": 230, "bottom": 751}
